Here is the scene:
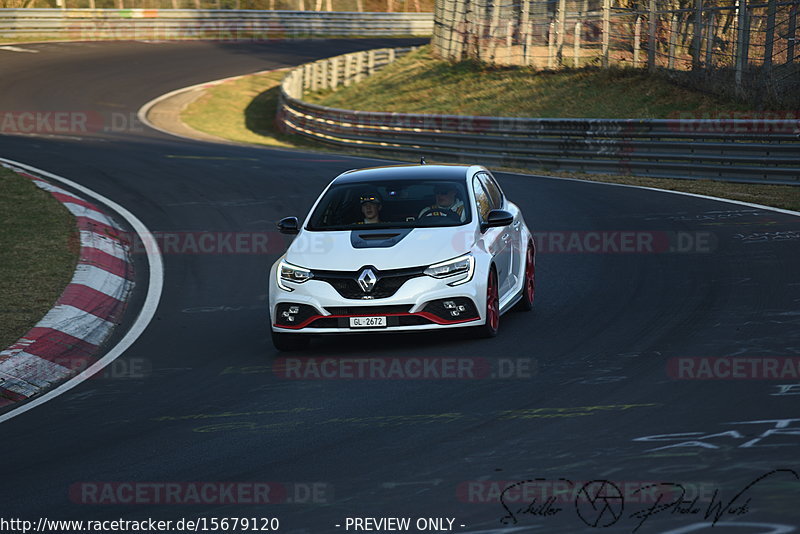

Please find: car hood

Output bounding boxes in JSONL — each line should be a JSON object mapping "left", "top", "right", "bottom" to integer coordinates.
{"left": 285, "top": 227, "right": 475, "bottom": 271}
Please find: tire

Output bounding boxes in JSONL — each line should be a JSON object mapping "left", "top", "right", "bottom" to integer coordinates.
{"left": 517, "top": 241, "right": 535, "bottom": 312}
{"left": 474, "top": 267, "right": 500, "bottom": 338}
{"left": 271, "top": 329, "right": 310, "bottom": 351}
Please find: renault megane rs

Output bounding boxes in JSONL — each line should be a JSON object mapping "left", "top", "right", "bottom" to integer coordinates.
{"left": 268, "top": 164, "right": 535, "bottom": 350}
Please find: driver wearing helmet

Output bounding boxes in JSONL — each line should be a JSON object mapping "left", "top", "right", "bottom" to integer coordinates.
{"left": 418, "top": 184, "right": 466, "bottom": 222}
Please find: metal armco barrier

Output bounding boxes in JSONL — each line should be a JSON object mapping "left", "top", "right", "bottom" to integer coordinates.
{"left": 277, "top": 48, "right": 800, "bottom": 184}
{"left": 0, "top": 9, "right": 433, "bottom": 39}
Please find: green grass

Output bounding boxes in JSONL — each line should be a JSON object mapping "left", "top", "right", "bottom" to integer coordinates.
{"left": 0, "top": 167, "right": 79, "bottom": 350}
{"left": 181, "top": 71, "right": 304, "bottom": 148}
{"left": 306, "top": 45, "right": 756, "bottom": 118}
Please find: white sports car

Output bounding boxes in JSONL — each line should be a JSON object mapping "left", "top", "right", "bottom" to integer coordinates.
{"left": 268, "top": 163, "right": 535, "bottom": 350}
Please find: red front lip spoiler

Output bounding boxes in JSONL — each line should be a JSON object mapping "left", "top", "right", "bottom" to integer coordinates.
{"left": 274, "top": 311, "right": 479, "bottom": 330}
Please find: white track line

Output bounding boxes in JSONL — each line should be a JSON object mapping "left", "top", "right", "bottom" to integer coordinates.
{"left": 510, "top": 171, "right": 800, "bottom": 217}
{"left": 0, "top": 158, "right": 164, "bottom": 424}
{"left": 0, "top": 46, "right": 39, "bottom": 53}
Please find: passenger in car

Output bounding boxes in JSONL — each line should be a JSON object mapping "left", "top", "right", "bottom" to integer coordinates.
{"left": 359, "top": 192, "right": 382, "bottom": 224}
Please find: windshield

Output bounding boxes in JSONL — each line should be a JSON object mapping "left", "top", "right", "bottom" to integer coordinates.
{"left": 306, "top": 179, "right": 472, "bottom": 231}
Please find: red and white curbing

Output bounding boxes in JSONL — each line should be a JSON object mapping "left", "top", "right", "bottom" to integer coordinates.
{"left": 0, "top": 166, "right": 134, "bottom": 407}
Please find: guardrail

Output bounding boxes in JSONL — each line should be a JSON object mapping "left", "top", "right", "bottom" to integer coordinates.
{"left": 0, "top": 9, "right": 433, "bottom": 39}
{"left": 277, "top": 47, "right": 800, "bottom": 184}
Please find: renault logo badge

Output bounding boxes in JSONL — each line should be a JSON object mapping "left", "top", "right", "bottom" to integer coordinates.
{"left": 357, "top": 268, "right": 377, "bottom": 293}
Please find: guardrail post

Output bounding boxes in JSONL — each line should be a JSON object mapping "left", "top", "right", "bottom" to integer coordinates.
{"left": 321, "top": 59, "right": 330, "bottom": 89}
{"left": 368, "top": 49, "right": 376, "bottom": 75}
{"left": 668, "top": 14, "right": 677, "bottom": 69}
{"left": 574, "top": 20, "right": 581, "bottom": 67}
{"left": 330, "top": 58, "right": 338, "bottom": 89}
{"left": 311, "top": 61, "right": 320, "bottom": 91}
{"left": 548, "top": 20, "right": 556, "bottom": 69}
{"left": 705, "top": 13, "right": 715, "bottom": 67}
{"left": 634, "top": 15, "right": 641, "bottom": 67}
{"left": 388, "top": 48, "right": 396, "bottom": 63}
{"left": 344, "top": 54, "right": 353, "bottom": 86}
{"left": 692, "top": 0, "right": 703, "bottom": 69}
{"left": 304, "top": 63, "right": 312, "bottom": 91}
{"left": 648, "top": 0, "right": 656, "bottom": 71}
{"left": 355, "top": 51, "right": 366, "bottom": 82}
{"left": 787, "top": 4, "right": 797, "bottom": 65}
{"left": 602, "top": 0, "right": 610, "bottom": 67}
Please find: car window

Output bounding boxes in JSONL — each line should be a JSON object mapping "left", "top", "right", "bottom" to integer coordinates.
{"left": 306, "top": 179, "right": 472, "bottom": 231}
{"left": 478, "top": 172, "right": 503, "bottom": 209}
{"left": 472, "top": 176, "right": 491, "bottom": 222}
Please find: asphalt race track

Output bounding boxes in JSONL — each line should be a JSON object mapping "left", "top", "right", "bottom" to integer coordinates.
{"left": 1, "top": 39, "right": 799, "bottom": 534}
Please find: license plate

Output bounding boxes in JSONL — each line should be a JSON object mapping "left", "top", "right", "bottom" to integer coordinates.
{"left": 349, "top": 316, "right": 387, "bottom": 328}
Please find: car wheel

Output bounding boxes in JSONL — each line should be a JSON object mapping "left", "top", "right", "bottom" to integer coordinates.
{"left": 271, "top": 329, "right": 310, "bottom": 351}
{"left": 475, "top": 267, "right": 500, "bottom": 338}
{"left": 517, "top": 241, "right": 535, "bottom": 312}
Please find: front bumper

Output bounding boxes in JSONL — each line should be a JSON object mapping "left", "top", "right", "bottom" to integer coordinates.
{"left": 269, "top": 266, "right": 486, "bottom": 334}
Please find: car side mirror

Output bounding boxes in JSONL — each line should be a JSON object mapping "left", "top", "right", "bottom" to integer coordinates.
{"left": 277, "top": 216, "right": 300, "bottom": 235}
{"left": 481, "top": 209, "right": 514, "bottom": 232}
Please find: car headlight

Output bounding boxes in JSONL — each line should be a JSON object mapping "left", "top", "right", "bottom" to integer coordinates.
{"left": 277, "top": 260, "right": 313, "bottom": 292}
{"left": 424, "top": 253, "right": 474, "bottom": 286}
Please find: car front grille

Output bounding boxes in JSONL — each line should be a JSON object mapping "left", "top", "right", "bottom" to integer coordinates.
{"left": 313, "top": 266, "right": 426, "bottom": 299}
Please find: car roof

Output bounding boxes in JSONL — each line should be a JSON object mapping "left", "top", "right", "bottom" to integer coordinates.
{"left": 333, "top": 164, "right": 478, "bottom": 184}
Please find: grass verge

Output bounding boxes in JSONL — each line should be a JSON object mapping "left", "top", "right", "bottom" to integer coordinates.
{"left": 305, "top": 45, "right": 760, "bottom": 118}
{"left": 179, "top": 49, "right": 799, "bottom": 212}
{"left": 181, "top": 70, "right": 303, "bottom": 148}
{"left": 0, "top": 167, "right": 79, "bottom": 350}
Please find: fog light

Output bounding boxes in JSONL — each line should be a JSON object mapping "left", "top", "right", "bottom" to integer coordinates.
{"left": 444, "top": 301, "right": 456, "bottom": 309}
{"left": 450, "top": 310, "right": 460, "bottom": 317}
{"left": 457, "top": 305, "right": 466, "bottom": 312}
{"left": 289, "top": 305, "right": 300, "bottom": 314}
